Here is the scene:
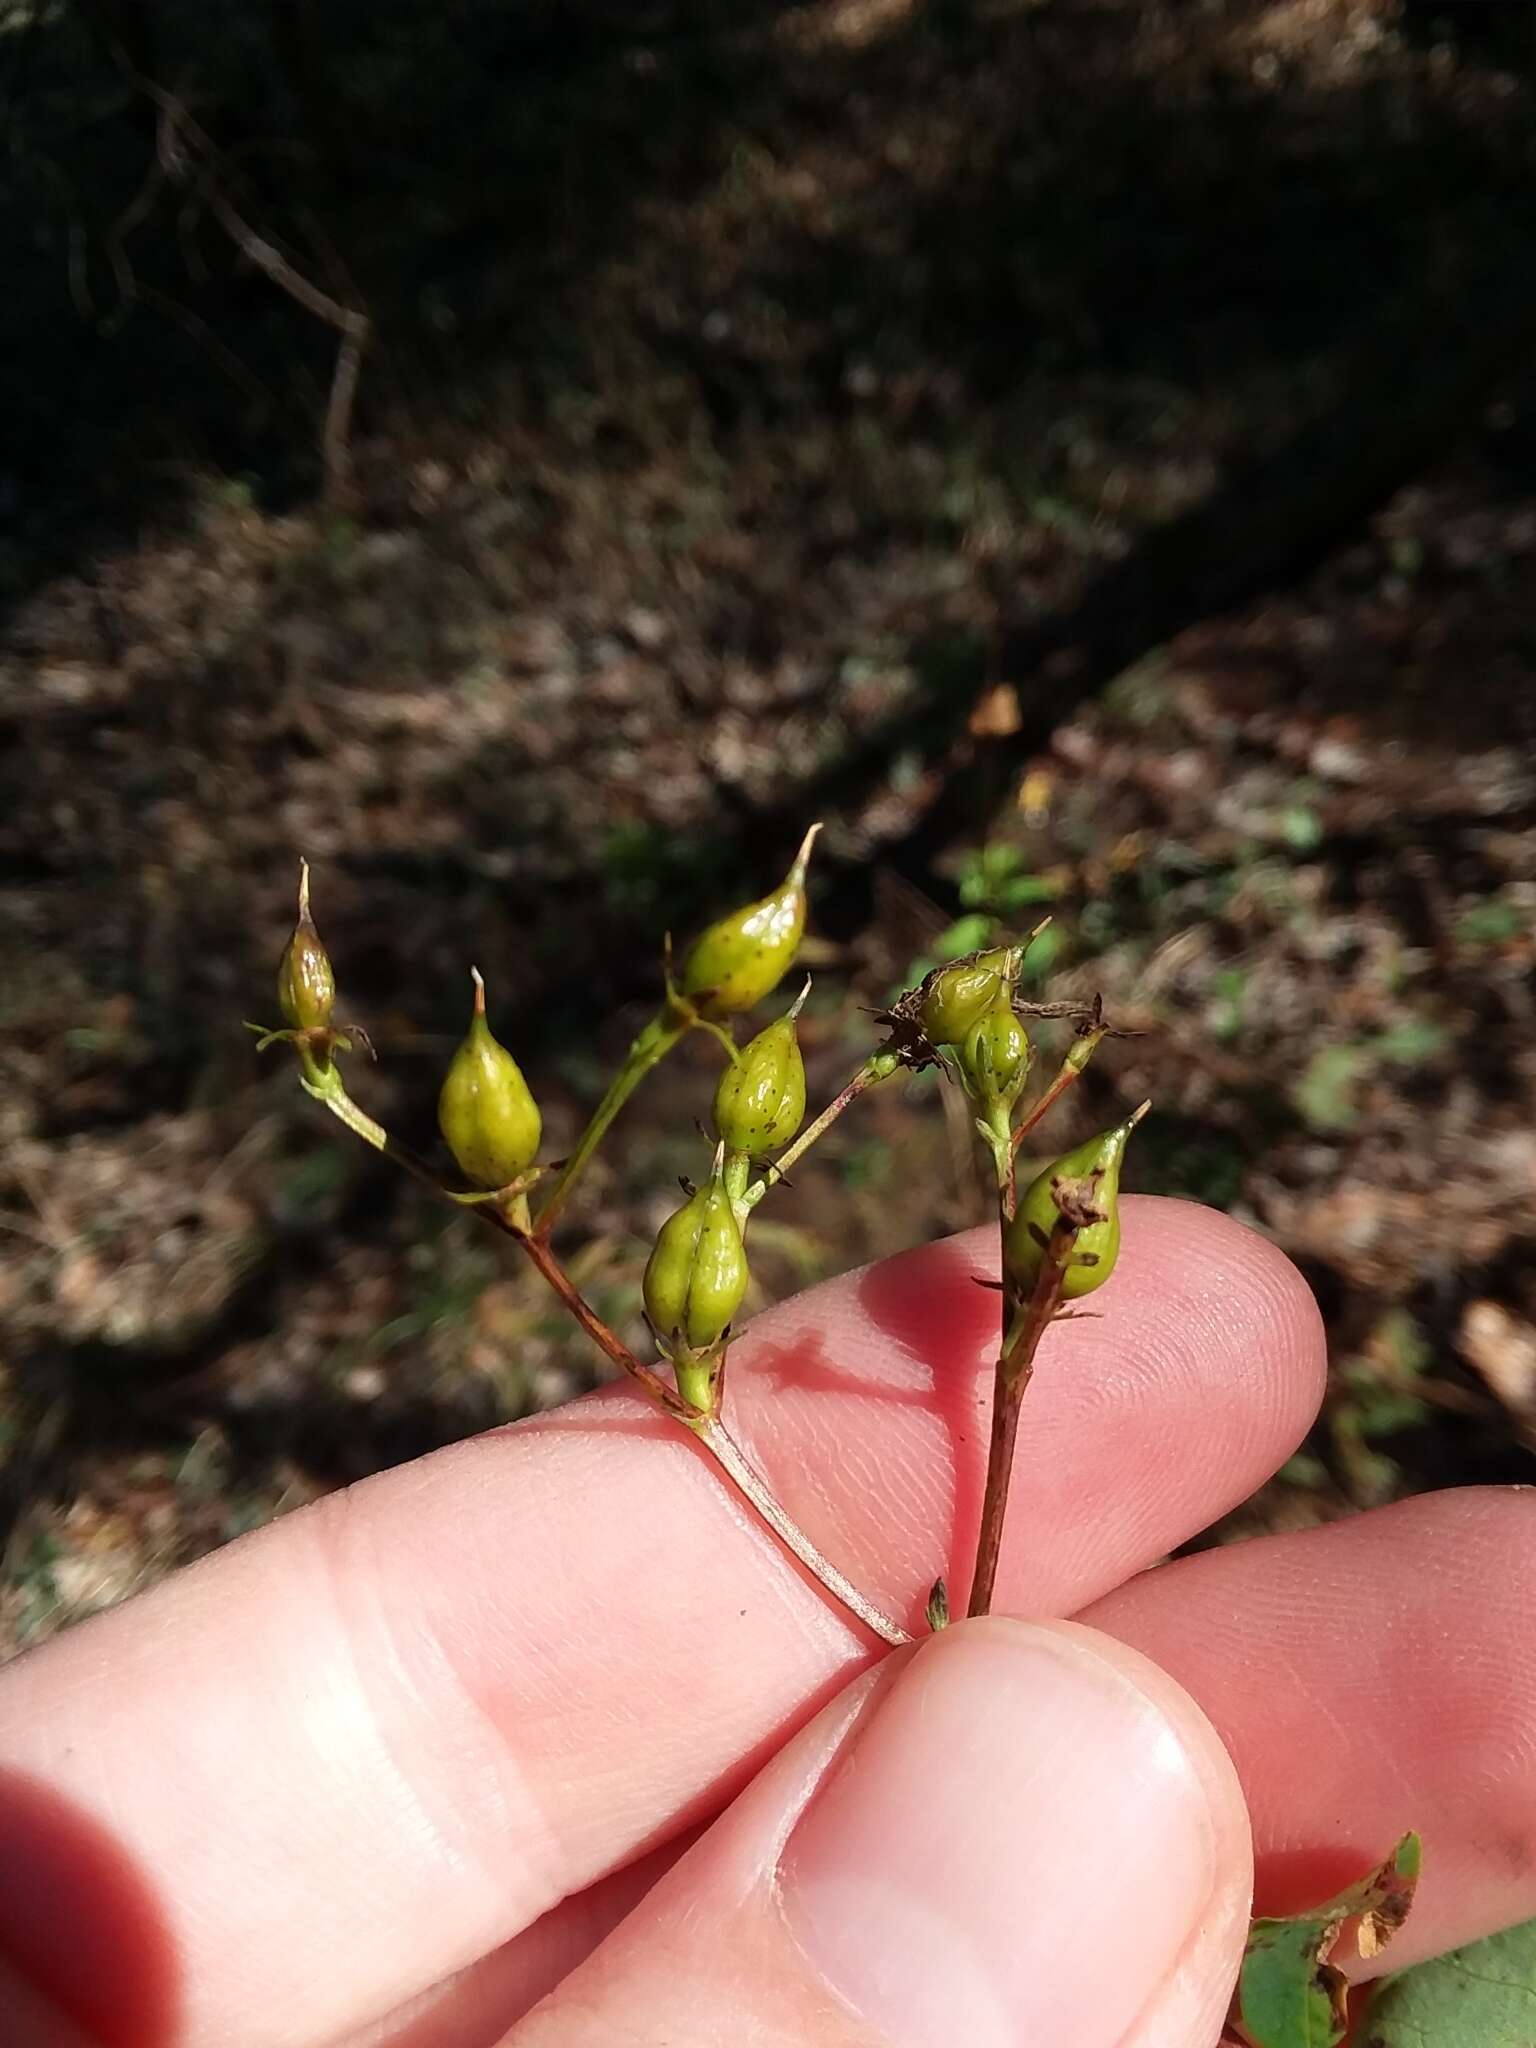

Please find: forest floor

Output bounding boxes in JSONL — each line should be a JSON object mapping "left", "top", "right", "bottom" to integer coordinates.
{"left": 2, "top": 0, "right": 1535, "bottom": 1652}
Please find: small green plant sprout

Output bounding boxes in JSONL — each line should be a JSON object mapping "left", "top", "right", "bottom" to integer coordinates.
{"left": 437, "top": 968, "right": 543, "bottom": 1223}
{"left": 643, "top": 1145, "right": 751, "bottom": 1415}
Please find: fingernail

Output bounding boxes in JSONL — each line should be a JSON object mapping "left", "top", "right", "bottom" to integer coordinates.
{"left": 779, "top": 1619, "right": 1220, "bottom": 2048}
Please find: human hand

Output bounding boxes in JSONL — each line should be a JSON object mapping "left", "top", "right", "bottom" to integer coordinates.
{"left": 2, "top": 1199, "right": 1532, "bottom": 2047}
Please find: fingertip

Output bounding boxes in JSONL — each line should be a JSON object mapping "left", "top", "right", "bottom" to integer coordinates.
{"left": 517, "top": 1617, "right": 1252, "bottom": 2048}
{"left": 1113, "top": 1194, "right": 1329, "bottom": 1444}
{"left": 1086, "top": 1485, "right": 1536, "bottom": 1972}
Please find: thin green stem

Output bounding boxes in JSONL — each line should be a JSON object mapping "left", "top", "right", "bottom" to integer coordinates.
{"left": 297, "top": 1043, "right": 392, "bottom": 1153}
{"left": 743, "top": 1054, "right": 893, "bottom": 1212}
{"left": 974, "top": 1100, "right": 1015, "bottom": 1217}
{"left": 534, "top": 1006, "right": 690, "bottom": 1237}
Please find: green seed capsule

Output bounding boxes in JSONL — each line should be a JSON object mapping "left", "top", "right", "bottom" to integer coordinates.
{"left": 958, "top": 988, "right": 1031, "bottom": 1110}
{"left": 713, "top": 987, "right": 807, "bottom": 1156}
{"left": 277, "top": 860, "right": 336, "bottom": 1032}
{"left": 1004, "top": 1108, "right": 1144, "bottom": 1301}
{"left": 679, "top": 824, "right": 820, "bottom": 1019}
{"left": 437, "top": 969, "right": 543, "bottom": 1188}
{"left": 643, "top": 1154, "right": 750, "bottom": 1352}
{"left": 915, "top": 947, "right": 1017, "bottom": 1047}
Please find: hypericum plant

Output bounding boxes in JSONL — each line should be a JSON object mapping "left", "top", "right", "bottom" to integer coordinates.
{"left": 255, "top": 836, "right": 1428, "bottom": 2043}
{"left": 251, "top": 831, "right": 1136, "bottom": 1645}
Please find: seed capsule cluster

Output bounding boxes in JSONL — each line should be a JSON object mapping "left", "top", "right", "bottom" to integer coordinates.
{"left": 262, "top": 835, "right": 1140, "bottom": 1469}
{"left": 259, "top": 835, "right": 1145, "bottom": 1652}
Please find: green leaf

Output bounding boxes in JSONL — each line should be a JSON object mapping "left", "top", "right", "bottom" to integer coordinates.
{"left": 935, "top": 913, "right": 995, "bottom": 959}
{"left": 1233, "top": 1834, "right": 1421, "bottom": 2048}
{"left": 1455, "top": 897, "right": 1525, "bottom": 946}
{"left": 1361, "top": 1915, "right": 1536, "bottom": 2045}
{"left": 1294, "top": 1044, "right": 1371, "bottom": 1132}
{"left": 1370, "top": 1020, "right": 1448, "bottom": 1066}
{"left": 1281, "top": 804, "right": 1324, "bottom": 850}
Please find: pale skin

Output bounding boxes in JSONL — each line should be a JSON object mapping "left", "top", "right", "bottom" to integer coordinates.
{"left": 2, "top": 1197, "right": 1535, "bottom": 2046}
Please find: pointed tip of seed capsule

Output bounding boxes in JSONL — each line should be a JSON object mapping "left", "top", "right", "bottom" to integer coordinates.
{"left": 787, "top": 974, "right": 812, "bottom": 1021}
{"left": 279, "top": 857, "right": 336, "bottom": 1031}
{"left": 1126, "top": 1097, "right": 1152, "bottom": 1129}
{"left": 710, "top": 1138, "right": 727, "bottom": 1177}
{"left": 469, "top": 963, "right": 486, "bottom": 1014}
{"left": 788, "top": 821, "right": 823, "bottom": 885}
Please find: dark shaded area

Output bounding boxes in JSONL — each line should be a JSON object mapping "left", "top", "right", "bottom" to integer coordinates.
{"left": 0, "top": 1770, "right": 180, "bottom": 2046}
{"left": 4, "top": 0, "right": 1536, "bottom": 1646}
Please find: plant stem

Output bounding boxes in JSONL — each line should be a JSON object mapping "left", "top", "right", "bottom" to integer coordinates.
{"left": 533, "top": 1006, "right": 691, "bottom": 1237}
{"left": 966, "top": 1217, "right": 1077, "bottom": 1619}
{"left": 514, "top": 1227, "right": 679, "bottom": 1408}
{"left": 743, "top": 1054, "right": 894, "bottom": 1211}
{"left": 1010, "top": 1027, "right": 1106, "bottom": 1158}
{"left": 296, "top": 1049, "right": 678, "bottom": 1405}
{"left": 294, "top": 1050, "right": 909, "bottom": 1644}
{"left": 692, "top": 1413, "right": 912, "bottom": 1646}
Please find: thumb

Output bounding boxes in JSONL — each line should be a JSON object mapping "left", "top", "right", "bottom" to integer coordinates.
{"left": 508, "top": 1618, "right": 1253, "bottom": 2047}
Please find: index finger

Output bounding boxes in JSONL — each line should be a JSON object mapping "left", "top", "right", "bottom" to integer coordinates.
{"left": 0, "top": 1198, "right": 1322, "bottom": 2048}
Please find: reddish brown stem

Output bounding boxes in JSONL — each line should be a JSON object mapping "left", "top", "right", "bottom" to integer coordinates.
{"left": 743, "top": 1056, "right": 889, "bottom": 1209}
{"left": 1010, "top": 1038, "right": 1100, "bottom": 1158}
{"left": 967, "top": 1219, "right": 1077, "bottom": 1618}
{"left": 514, "top": 1229, "right": 677, "bottom": 1408}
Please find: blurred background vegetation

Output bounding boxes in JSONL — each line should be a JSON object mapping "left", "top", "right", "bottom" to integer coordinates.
{"left": 3, "top": 0, "right": 1536, "bottom": 1653}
